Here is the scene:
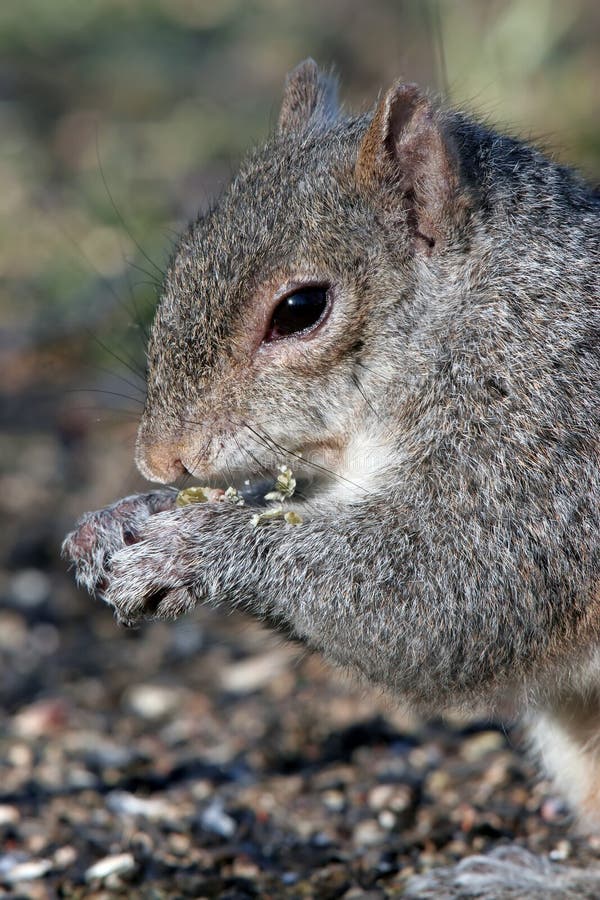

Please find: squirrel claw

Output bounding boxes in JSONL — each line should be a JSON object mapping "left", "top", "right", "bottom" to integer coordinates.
{"left": 61, "top": 490, "right": 177, "bottom": 599}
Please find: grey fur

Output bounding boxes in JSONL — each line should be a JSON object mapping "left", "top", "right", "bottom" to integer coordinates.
{"left": 63, "top": 62, "right": 600, "bottom": 873}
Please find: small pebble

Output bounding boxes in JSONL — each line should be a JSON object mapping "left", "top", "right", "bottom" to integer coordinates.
{"left": 107, "top": 790, "right": 175, "bottom": 821}
{"left": 378, "top": 810, "right": 397, "bottom": 830}
{"left": 368, "top": 784, "right": 395, "bottom": 810}
{"left": 368, "top": 783, "right": 413, "bottom": 813}
{"left": 220, "top": 649, "right": 293, "bottom": 693}
{"left": 9, "top": 569, "right": 50, "bottom": 608}
{"left": 0, "top": 805, "right": 20, "bottom": 826}
{"left": 353, "top": 819, "right": 385, "bottom": 847}
{"left": 3, "top": 858, "right": 53, "bottom": 883}
{"left": 232, "top": 858, "right": 260, "bottom": 879}
{"left": 7, "top": 743, "right": 32, "bottom": 767}
{"left": 0, "top": 612, "right": 27, "bottom": 650}
{"left": 85, "top": 852, "right": 136, "bottom": 882}
{"left": 125, "top": 683, "right": 181, "bottom": 719}
{"left": 461, "top": 730, "right": 505, "bottom": 762}
{"left": 457, "top": 803, "right": 476, "bottom": 833}
{"left": 426, "top": 770, "right": 450, "bottom": 794}
{"left": 343, "top": 890, "right": 385, "bottom": 900}
{"left": 53, "top": 846, "right": 77, "bottom": 868}
{"left": 13, "top": 698, "right": 69, "bottom": 737}
{"left": 549, "top": 840, "right": 571, "bottom": 861}
{"left": 168, "top": 833, "right": 191, "bottom": 856}
{"left": 311, "top": 831, "right": 333, "bottom": 847}
{"left": 199, "top": 799, "right": 236, "bottom": 838}
{"left": 322, "top": 789, "right": 346, "bottom": 812}
{"left": 84, "top": 739, "right": 136, "bottom": 769}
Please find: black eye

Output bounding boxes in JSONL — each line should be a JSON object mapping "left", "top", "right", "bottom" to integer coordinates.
{"left": 265, "top": 286, "right": 329, "bottom": 342}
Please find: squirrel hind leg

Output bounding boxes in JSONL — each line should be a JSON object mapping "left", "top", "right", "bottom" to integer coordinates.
{"left": 527, "top": 679, "right": 600, "bottom": 833}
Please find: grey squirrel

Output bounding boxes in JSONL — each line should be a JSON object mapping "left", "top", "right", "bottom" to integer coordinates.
{"left": 64, "top": 59, "right": 600, "bottom": 884}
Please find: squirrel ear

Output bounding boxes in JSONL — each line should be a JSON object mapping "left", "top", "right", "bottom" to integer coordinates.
{"left": 278, "top": 58, "right": 339, "bottom": 135}
{"left": 356, "top": 82, "right": 463, "bottom": 248}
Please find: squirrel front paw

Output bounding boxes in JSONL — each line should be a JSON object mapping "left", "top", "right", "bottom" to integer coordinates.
{"left": 61, "top": 491, "right": 177, "bottom": 599}
{"left": 102, "top": 514, "right": 199, "bottom": 626}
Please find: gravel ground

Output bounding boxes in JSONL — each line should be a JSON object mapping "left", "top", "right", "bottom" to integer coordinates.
{"left": 2, "top": 421, "right": 600, "bottom": 899}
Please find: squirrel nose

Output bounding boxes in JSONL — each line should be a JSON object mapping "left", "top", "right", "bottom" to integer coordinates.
{"left": 135, "top": 439, "right": 189, "bottom": 483}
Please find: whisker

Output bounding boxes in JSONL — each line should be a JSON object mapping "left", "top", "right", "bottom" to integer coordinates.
{"left": 65, "top": 388, "right": 144, "bottom": 407}
{"left": 120, "top": 238, "right": 151, "bottom": 344}
{"left": 232, "top": 435, "right": 271, "bottom": 483}
{"left": 86, "top": 331, "right": 147, "bottom": 382}
{"left": 67, "top": 406, "right": 143, "bottom": 420}
{"left": 178, "top": 446, "right": 202, "bottom": 489}
{"left": 351, "top": 371, "right": 383, "bottom": 424}
{"left": 243, "top": 422, "right": 369, "bottom": 495}
{"left": 95, "top": 129, "right": 165, "bottom": 279}
{"left": 126, "top": 261, "right": 163, "bottom": 288}
{"left": 130, "top": 278, "right": 162, "bottom": 291}
{"left": 223, "top": 457, "right": 237, "bottom": 490}
{"left": 47, "top": 209, "right": 152, "bottom": 342}
{"left": 94, "top": 365, "right": 147, "bottom": 399}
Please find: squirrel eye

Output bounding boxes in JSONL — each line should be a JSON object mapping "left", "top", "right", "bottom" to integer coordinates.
{"left": 264, "top": 286, "right": 329, "bottom": 342}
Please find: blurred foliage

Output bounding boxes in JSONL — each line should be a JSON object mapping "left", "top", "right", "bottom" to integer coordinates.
{"left": 0, "top": 0, "right": 598, "bottom": 411}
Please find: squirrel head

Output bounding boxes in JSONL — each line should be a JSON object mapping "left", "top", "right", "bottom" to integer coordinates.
{"left": 136, "top": 60, "right": 470, "bottom": 487}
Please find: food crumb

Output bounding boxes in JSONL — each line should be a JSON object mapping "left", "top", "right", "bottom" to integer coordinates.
{"left": 251, "top": 507, "right": 285, "bottom": 527}
{"left": 224, "top": 486, "right": 245, "bottom": 507}
{"left": 177, "top": 486, "right": 213, "bottom": 506}
{"left": 264, "top": 465, "right": 296, "bottom": 502}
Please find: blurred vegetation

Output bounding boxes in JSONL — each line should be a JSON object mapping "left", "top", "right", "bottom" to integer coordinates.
{"left": 0, "top": 0, "right": 598, "bottom": 420}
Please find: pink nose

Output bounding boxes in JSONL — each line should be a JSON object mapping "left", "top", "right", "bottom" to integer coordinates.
{"left": 135, "top": 440, "right": 189, "bottom": 483}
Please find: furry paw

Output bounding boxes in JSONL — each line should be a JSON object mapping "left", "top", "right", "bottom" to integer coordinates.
{"left": 62, "top": 491, "right": 177, "bottom": 597}
{"left": 102, "top": 513, "right": 199, "bottom": 626}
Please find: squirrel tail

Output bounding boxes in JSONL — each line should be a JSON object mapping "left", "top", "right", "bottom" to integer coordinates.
{"left": 404, "top": 845, "right": 600, "bottom": 898}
